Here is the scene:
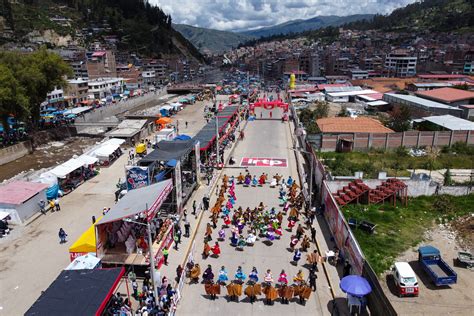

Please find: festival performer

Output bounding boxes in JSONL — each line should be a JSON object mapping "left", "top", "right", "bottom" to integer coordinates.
{"left": 262, "top": 282, "right": 278, "bottom": 305}
{"left": 230, "top": 230, "right": 238, "bottom": 246}
{"left": 297, "top": 282, "right": 312, "bottom": 305}
{"left": 244, "top": 282, "right": 261, "bottom": 304}
{"left": 275, "top": 225, "right": 283, "bottom": 239}
{"left": 205, "top": 223, "right": 213, "bottom": 241}
{"left": 204, "top": 280, "right": 220, "bottom": 300}
{"left": 237, "top": 235, "right": 246, "bottom": 250}
{"left": 203, "top": 264, "right": 214, "bottom": 283}
{"left": 293, "top": 248, "right": 302, "bottom": 265}
{"left": 293, "top": 270, "right": 305, "bottom": 285}
{"left": 266, "top": 227, "right": 275, "bottom": 243}
{"left": 282, "top": 201, "right": 290, "bottom": 213}
{"left": 222, "top": 206, "right": 230, "bottom": 217}
{"left": 211, "top": 213, "right": 218, "bottom": 229}
{"left": 211, "top": 242, "right": 221, "bottom": 257}
{"left": 190, "top": 263, "right": 201, "bottom": 284}
{"left": 289, "top": 207, "right": 300, "bottom": 220}
{"left": 251, "top": 176, "right": 258, "bottom": 186}
{"left": 288, "top": 218, "right": 296, "bottom": 231}
{"left": 287, "top": 176, "right": 294, "bottom": 186}
{"left": 273, "top": 173, "right": 282, "bottom": 185}
{"left": 278, "top": 283, "right": 293, "bottom": 304}
{"left": 296, "top": 224, "right": 305, "bottom": 240}
{"left": 203, "top": 240, "right": 211, "bottom": 259}
{"left": 258, "top": 173, "right": 266, "bottom": 186}
{"left": 218, "top": 227, "right": 226, "bottom": 241}
{"left": 237, "top": 173, "right": 244, "bottom": 184}
{"left": 249, "top": 267, "right": 259, "bottom": 283}
{"left": 307, "top": 249, "right": 320, "bottom": 270}
{"left": 246, "top": 232, "right": 257, "bottom": 245}
{"left": 218, "top": 266, "right": 229, "bottom": 284}
{"left": 226, "top": 280, "right": 242, "bottom": 302}
{"left": 263, "top": 269, "right": 274, "bottom": 286}
{"left": 223, "top": 174, "right": 229, "bottom": 185}
{"left": 301, "top": 235, "right": 310, "bottom": 252}
{"left": 290, "top": 236, "right": 299, "bottom": 251}
{"left": 278, "top": 270, "right": 288, "bottom": 285}
{"left": 235, "top": 266, "right": 247, "bottom": 283}
{"left": 244, "top": 175, "right": 251, "bottom": 186}
{"left": 279, "top": 187, "right": 286, "bottom": 200}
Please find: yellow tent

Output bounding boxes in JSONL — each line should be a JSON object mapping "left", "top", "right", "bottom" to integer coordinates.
{"left": 69, "top": 216, "right": 103, "bottom": 261}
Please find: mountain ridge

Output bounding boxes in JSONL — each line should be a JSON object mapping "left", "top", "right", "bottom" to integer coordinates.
{"left": 240, "top": 14, "right": 374, "bottom": 38}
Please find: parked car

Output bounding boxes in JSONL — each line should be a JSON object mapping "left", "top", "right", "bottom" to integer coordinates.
{"left": 392, "top": 262, "right": 419, "bottom": 297}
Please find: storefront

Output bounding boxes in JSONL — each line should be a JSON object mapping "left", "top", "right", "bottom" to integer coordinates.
{"left": 95, "top": 179, "right": 174, "bottom": 268}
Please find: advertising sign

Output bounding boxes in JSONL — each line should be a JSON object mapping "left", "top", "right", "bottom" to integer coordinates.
{"left": 174, "top": 160, "right": 183, "bottom": 213}
{"left": 194, "top": 141, "right": 201, "bottom": 185}
{"left": 240, "top": 157, "right": 288, "bottom": 167}
{"left": 125, "top": 166, "right": 150, "bottom": 190}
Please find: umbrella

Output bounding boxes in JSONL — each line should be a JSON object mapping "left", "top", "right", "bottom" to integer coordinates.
{"left": 339, "top": 275, "right": 372, "bottom": 297}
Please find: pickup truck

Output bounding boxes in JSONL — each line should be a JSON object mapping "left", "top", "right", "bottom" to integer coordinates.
{"left": 418, "top": 245, "right": 457, "bottom": 286}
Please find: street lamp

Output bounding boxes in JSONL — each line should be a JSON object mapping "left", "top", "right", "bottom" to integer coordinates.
{"left": 123, "top": 217, "right": 159, "bottom": 304}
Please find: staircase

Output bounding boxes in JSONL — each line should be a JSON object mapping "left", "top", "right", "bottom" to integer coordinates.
{"left": 334, "top": 178, "right": 408, "bottom": 207}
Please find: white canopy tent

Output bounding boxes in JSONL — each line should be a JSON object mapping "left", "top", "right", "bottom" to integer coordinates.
{"left": 65, "top": 254, "right": 101, "bottom": 270}
{"left": 76, "top": 155, "right": 99, "bottom": 165}
{"left": 50, "top": 158, "right": 85, "bottom": 179}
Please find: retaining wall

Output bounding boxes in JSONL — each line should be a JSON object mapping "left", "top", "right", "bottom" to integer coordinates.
{"left": 0, "top": 141, "right": 32, "bottom": 165}
{"left": 317, "top": 130, "right": 473, "bottom": 152}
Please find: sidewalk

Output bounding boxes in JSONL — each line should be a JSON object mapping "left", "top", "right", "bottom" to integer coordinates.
{"left": 289, "top": 120, "right": 350, "bottom": 315}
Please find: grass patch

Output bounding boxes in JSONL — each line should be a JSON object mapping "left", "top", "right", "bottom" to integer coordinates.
{"left": 341, "top": 194, "right": 474, "bottom": 275}
{"left": 319, "top": 149, "right": 474, "bottom": 179}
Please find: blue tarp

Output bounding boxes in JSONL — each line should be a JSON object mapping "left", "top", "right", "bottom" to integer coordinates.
{"left": 174, "top": 134, "right": 191, "bottom": 141}
{"left": 155, "top": 170, "right": 167, "bottom": 182}
{"left": 166, "top": 159, "right": 177, "bottom": 167}
{"left": 46, "top": 184, "right": 59, "bottom": 199}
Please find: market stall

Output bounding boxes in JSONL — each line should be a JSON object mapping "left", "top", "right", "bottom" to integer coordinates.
{"left": 65, "top": 254, "right": 101, "bottom": 270}
{"left": 25, "top": 268, "right": 125, "bottom": 316}
{"left": 69, "top": 216, "right": 103, "bottom": 261}
{"left": 50, "top": 158, "right": 86, "bottom": 194}
{"left": 91, "top": 138, "right": 125, "bottom": 166}
{"left": 95, "top": 179, "right": 174, "bottom": 268}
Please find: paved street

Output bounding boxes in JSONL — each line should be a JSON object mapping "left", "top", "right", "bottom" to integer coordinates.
{"left": 176, "top": 107, "right": 335, "bottom": 316}
{"left": 0, "top": 98, "right": 210, "bottom": 315}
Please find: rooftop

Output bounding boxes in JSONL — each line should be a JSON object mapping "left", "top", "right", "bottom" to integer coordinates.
{"left": 421, "top": 115, "right": 474, "bottom": 131}
{"left": 0, "top": 181, "right": 48, "bottom": 205}
{"left": 384, "top": 93, "right": 461, "bottom": 110}
{"left": 415, "top": 87, "right": 474, "bottom": 103}
{"left": 316, "top": 117, "right": 394, "bottom": 134}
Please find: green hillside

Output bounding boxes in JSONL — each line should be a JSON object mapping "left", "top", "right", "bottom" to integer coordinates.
{"left": 173, "top": 23, "right": 254, "bottom": 54}
{"left": 0, "top": 0, "right": 204, "bottom": 61}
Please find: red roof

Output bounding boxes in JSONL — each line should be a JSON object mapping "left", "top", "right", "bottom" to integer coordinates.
{"left": 418, "top": 74, "right": 466, "bottom": 80}
{"left": 316, "top": 117, "right": 394, "bottom": 134}
{"left": 92, "top": 51, "right": 106, "bottom": 57}
{"left": 0, "top": 181, "right": 48, "bottom": 205}
{"left": 415, "top": 87, "right": 474, "bottom": 103}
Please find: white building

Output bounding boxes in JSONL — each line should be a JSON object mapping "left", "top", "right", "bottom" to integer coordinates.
{"left": 385, "top": 52, "right": 417, "bottom": 77}
{"left": 142, "top": 70, "right": 156, "bottom": 86}
{"left": 350, "top": 69, "right": 369, "bottom": 80}
{"left": 87, "top": 78, "right": 124, "bottom": 99}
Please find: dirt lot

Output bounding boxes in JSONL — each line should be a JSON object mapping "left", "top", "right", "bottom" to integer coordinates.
{"left": 381, "top": 224, "right": 474, "bottom": 316}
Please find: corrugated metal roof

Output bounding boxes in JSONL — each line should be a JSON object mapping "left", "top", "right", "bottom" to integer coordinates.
{"left": 0, "top": 181, "right": 48, "bottom": 205}
{"left": 422, "top": 115, "right": 474, "bottom": 131}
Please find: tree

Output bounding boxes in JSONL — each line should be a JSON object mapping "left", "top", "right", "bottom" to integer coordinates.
{"left": 444, "top": 168, "right": 453, "bottom": 186}
{"left": 337, "top": 106, "right": 348, "bottom": 117}
{"left": 314, "top": 101, "right": 329, "bottom": 119}
{"left": 386, "top": 105, "right": 412, "bottom": 132}
{"left": 0, "top": 48, "right": 72, "bottom": 128}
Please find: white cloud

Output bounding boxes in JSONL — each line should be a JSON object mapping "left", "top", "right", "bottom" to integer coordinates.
{"left": 151, "top": 0, "right": 417, "bottom": 31}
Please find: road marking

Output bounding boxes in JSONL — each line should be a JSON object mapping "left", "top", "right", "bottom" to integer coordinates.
{"left": 240, "top": 157, "right": 288, "bottom": 168}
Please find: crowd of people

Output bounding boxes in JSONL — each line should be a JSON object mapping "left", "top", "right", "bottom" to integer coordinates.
{"left": 183, "top": 171, "right": 325, "bottom": 306}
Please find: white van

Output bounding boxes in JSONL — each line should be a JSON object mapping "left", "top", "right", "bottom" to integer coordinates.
{"left": 392, "top": 262, "right": 419, "bottom": 297}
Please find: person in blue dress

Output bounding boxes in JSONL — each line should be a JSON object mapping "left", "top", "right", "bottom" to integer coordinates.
{"left": 287, "top": 176, "right": 293, "bottom": 186}
{"left": 235, "top": 266, "right": 247, "bottom": 283}
{"left": 293, "top": 248, "right": 302, "bottom": 265}
{"left": 249, "top": 267, "right": 259, "bottom": 283}
{"left": 218, "top": 266, "right": 229, "bottom": 284}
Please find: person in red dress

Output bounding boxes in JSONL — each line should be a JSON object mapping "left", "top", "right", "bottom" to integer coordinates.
{"left": 211, "top": 242, "right": 221, "bottom": 257}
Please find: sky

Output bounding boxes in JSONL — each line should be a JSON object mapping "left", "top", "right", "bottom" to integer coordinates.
{"left": 151, "top": 0, "right": 417, "bottom": 32}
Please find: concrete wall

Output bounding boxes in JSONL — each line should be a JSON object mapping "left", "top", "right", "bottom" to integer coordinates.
{"left": 0, "top": 141, "right": 32, "bottom": 165}
{"left": 317, "top": 130, "right": 473, "bottom": 151}
{"left": 0, "top": 189, "right": 47, "bottom": 224}
{"left": 327, "top": 179, "right": 472, "bottom": 197}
